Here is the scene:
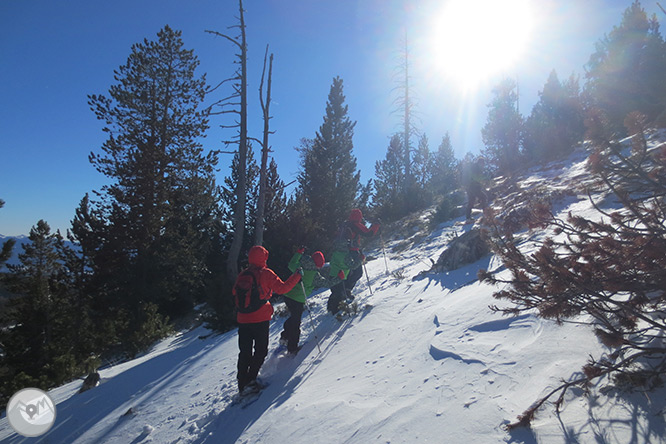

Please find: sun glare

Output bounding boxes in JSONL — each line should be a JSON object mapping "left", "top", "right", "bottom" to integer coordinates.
{"left": 428, "top": 0, "right": 534, "bottom": 90}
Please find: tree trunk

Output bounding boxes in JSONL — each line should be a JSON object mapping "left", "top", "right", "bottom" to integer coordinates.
{"left": 226, "top": 0, "right": 248, "bottom": 281}
{"left": 255, "top": 45, "right": 274, "bottom": 246}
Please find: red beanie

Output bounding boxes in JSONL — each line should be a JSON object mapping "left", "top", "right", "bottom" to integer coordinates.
{"left": 311, "top": 251, "right": 325, "bottom": 268}
{"left": 349, "top": 208, "right": 363, "bottom": 222}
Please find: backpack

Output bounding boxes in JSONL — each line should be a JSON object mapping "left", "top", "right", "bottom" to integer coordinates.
{"left": 332, "top": 220, "right": 354, "bottom": 250}
{"left": 233, "top": 268, "right": 264, "bottom": 314}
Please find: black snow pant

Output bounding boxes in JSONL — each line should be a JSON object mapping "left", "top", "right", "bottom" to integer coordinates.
{"left": 327, "top": 281, "right": 345, "bottom": 313}
{"left": 346, "top": 265, "right": 363, "bottom": 292}
{"left": 466, "top": 181, "right": 488, "bottom": 219}
{"left": 280, "top": 297, "right": 304, "bottom": 353}
{"left": 327, "top": 264, "right": 363, "bottom": 313}
{"left": 237, "top": 320, "right": 269, "bottom": 391}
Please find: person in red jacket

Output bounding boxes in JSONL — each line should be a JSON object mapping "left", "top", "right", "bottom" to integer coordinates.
{"left": 234, "top": 245, "right": 302, "bottom": 394}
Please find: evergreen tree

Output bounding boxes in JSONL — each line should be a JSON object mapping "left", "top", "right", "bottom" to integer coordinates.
{"left": 523, "top": 71, "right": 585, "bottom": 162}
{"left": 585, "top": 1, "right": 666, "bottom": 131}
{"left": 298, "top": 76, "right": 361, "bottom": 247}
{"left": 372, "top": 134, "right": 405, "bottom": 221}
{"left": 0, "top": 199, "right": 15, "bottom": 267}
{"left": 412, "top": 134, "right": 434, "bottom": 208}
{"left": 84, "top": 26, "right": 218, "bottom": 350}
{"left": 482, "top": 113, "right": 666, "bottom": 428}
{"left": 482, "top": 77, "right": 523, "bottom": 176}
{"left": 202, "top": 217, "right": 234, "bottom": 332}
{"left": 261, "top": 159, "right": 287, "bottom": 240}
{"left": 222, "top": 144, "right": 259, "bottom": 256}
{"left": 69, "top": 194, "right": 129, "bottom": 350}
{"left": 262, "top": 158, "right": 294, "bottom": 275}
{"left": 430, "top": 133, "right": 459, "bottom": 196}
{"left": 355, "top": 180, "right": 373, "bottom": 219}
{"left": 0, "top": 221, "right": 88, "bottom": 397}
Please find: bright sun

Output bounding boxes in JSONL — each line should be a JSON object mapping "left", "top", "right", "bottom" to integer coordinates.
{"left": 428, "top": 0, "right": 534, "bottom": 90}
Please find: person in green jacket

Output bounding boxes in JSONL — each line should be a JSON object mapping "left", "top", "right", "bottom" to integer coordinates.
{"left": 280, "top": 247, "right": 343, "bottom": 355}
{"left": 326, "top": 209, "right": 380, "bottom": 313}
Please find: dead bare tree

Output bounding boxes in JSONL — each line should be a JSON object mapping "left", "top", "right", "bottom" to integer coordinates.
{"left": 254, "top": 45, "right": 274, "bottom": 246}
{"left": 206, "top": 0, "right": 248, "bottom": 280}
{"left": 392, "top": 31, "right": 419, "bottom": 180}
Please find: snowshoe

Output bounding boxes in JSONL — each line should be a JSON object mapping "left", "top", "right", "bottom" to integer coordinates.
{"left": 286, "top": 345, "right": 303, "bottom": 357}
{"left": 232, "top": 380, "right": 268, "bottom": 408}
{"left": 240, "top": 381, "right": 261, "bottom": 396}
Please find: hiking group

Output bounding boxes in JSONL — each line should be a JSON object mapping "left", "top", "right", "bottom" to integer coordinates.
{"left": 231, "top": 154, "right": 492, "bottom": 395}
{"left": 231, "top": 209, "right": 380, "bottom": 395}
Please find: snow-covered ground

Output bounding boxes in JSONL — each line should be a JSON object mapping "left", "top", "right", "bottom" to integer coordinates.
{"left": 1, "top": 147, "right": 665, "bottom": 443}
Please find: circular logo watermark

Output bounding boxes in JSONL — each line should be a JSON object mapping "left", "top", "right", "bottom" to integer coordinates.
{"left": 6, "top": 388, "right": 56, "bottom": 437}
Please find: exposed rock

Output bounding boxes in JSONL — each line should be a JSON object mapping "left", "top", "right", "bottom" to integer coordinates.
{"left": 78, "top": 371, "right": 101, "bottom": 393}
{"left": 432, "top": 228, "right": 490, "bottom": 272}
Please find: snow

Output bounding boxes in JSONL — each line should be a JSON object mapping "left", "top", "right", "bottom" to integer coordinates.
{"left": 1, "top": 146, "right": 665, "bottom": 443}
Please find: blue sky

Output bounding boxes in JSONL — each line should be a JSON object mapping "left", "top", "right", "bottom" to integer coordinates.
{"left": 0, "top": 0, "right": 652, "bottom": 236}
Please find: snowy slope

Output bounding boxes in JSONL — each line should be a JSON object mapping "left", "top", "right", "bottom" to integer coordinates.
{"left": 1, "top": 145, "right": 665, "bottom": 444}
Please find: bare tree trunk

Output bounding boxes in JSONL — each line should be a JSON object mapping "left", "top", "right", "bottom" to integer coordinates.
{"left": 255, "top": 45, "right": 274, "bottom": 246}
{"left": 403, "top": 35, "right": 411, "bottom": 180}
{"left": 226, "top": 0, "right": 248, "bottom": 281}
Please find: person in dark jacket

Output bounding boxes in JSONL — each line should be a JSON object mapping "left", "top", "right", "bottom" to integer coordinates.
{"left": 327, "top": 209, "right": 380, "bottom": 313}
{"left": 461, "top": 156, "right": 488, "bottom": 220}
{"left": 233, "top": 245, "right": 302, "bottom": 394}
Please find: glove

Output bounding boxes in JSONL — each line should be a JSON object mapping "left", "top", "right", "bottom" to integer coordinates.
{"left": 292, "top": 268, "right": 303, "bottom": 283}
{"left": 370, "top": 223, "right": 380, "bottom": 235}
{"left": 297, "top": 246, "right": 306, "bottom": 254}
{"left": 338, "top": 270, "right": 346, "bottom": 280}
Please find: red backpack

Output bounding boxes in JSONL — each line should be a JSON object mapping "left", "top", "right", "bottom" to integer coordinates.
{"left": 233, "top": 268, "right": 264, "bottom": 313}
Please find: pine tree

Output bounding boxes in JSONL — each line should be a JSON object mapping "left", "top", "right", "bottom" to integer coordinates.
{"left": 412, "top": 134, "right": 434, "bottom": 208}
{"left": 482, "top": 113, "right": 666, "bottom": 428}
{"left": 262, "top": 158, "right": 293, "bottom": 275}
{"left": 0, "top": 199, "right": 15, "bottom": 266}
{"left": 585, "top": 1, "right": 666, "bottom": 131}
{"left": 85, "top": 26, "right": 217, "bottom": 349}
{"left": 222, "top": 144, "right": 259, "bottom": 256}
{"left": 482, "top": 77, "right": 523, "bottom": 176}
{"left": 298, "top": 76, "right": 361, "bottom": 246}
{"left": 523, "top": 70, "right": 585, "bottom": 162}
{"left": 0, "top": 221, "right": 90, "bottom": 396}
{"left": 372, "top": 134, "right": 405, "bottom": 221}
{"left": 430, "top": 133, "right": 459, "bottom": 196}
{"left": 69, "top": 194, "right": 128, "bottom": 350}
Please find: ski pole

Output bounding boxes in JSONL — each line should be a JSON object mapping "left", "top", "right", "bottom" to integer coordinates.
{"left": 363, "top": 262, "right": 373, "bottom": 295}
{"left": 380, "top": 233, "right": 390, "bottom": 275}
{"left": 300, "top": 280, "right": 322, "bottom": 354}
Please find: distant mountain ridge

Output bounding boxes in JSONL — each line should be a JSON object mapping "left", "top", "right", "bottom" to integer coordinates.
{"left": 0, "top": 235, "right": 75, "bottom": 269}
{"left": 1, "top": 235, "right": 29, "bottom": 269}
